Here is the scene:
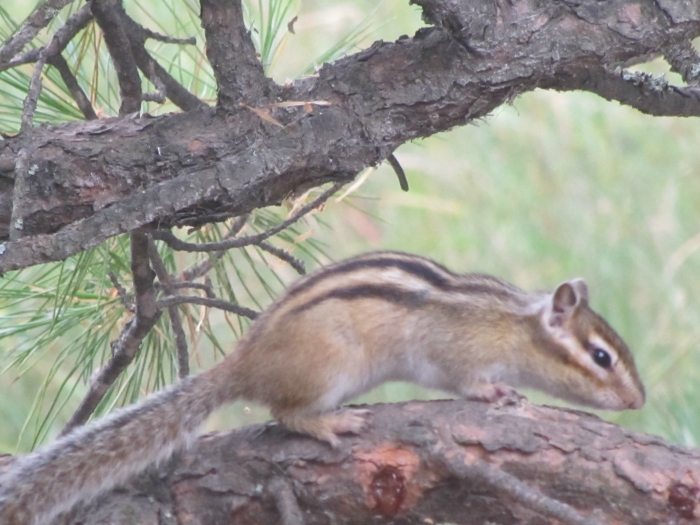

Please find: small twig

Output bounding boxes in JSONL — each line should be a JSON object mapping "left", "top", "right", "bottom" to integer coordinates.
{"left": 142, "top": 90, "right": 166, "bottom": 104}
{"left": 181, "top": 214, "right": 249, "bottom": 282}
{"left": 2, "top": 47, "right": 43, "bottom": 70}
{"left": 546, "top": 67, "right": 700, "bottom": 117}
{"left": 0, "top": 0, "right": 75, "bottom": 66}
{"left": 143, "top": 71, "right": 167, "bottom": 104}
{"left": 21, "top": 57, "right": 47, "bottom": 133}
{"left": 157, "top": 295, "right": 258, "bottom": 320}
{"left": 664, "top": 39, "right": 700, "bottom": 86}
{"left": 148, "top": 238, "right": 189, "bottom": 378}
{"left": 386, "top": 153, "right": 409, "bottom": 192}
{"left": 47, "top": 54, "right": 98, "bottom": 120}
{"left": 108, "top": 271, "right": 135, "bottom": 312}
{"left": 120, "top": 15, "right": 206, "bottom": 112}
{"left": 60, "top": 233, "right": 161, "bottom": 435}
{"left": 268, "top": 478, "right": 305, "bottom": 525}
{"left": 258, "top": 241, "right": 306, "bottom": 275}
{"left": 143, "top": 27, "right": 196, "bottom": 46}
{"left": 439, "top": 458, "right": 605, "bottom": 525}
{"left": 130, "top": 232, "right": 159, "bottom": 318}
{"left": 151, "top": 182, "right": 342, "bottom": 252}
{"left": 1, "top": 2, "right": 94, "bottom": 73}
{"left": 19, "top": 2, "right": 94, "bottom": 131}
{"left": 203, "top": 277, "right": 215, "bottom": 298}
{"left": 1, "top": 3, "right": 97, "bottom": 122}
{"left": 45, "top": 2, "right": 94, "bottom": 54}
{"left": 167, "top": 281, "right": 216, "bottom": 297}
{"left": 230, "top": 214, "right": 250, "bottom": 236}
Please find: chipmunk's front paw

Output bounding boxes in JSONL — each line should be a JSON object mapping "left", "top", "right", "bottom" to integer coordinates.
{"left": 330, "top": 408, "right": 372, "bottom": 435}
{"left": 463, "top": 382, "right": 526, "bottom": 405}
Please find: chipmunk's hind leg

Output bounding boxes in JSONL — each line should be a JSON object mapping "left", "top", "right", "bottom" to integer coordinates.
{"left": 272, "top": 407, "right": 372, "bottom": 448}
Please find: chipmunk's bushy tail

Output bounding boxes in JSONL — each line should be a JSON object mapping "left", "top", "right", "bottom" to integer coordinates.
{"left": 0, "top": 366, "right": 235, "bottom": 525}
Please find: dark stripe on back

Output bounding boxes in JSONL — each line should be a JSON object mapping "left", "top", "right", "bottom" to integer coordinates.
{"left": 289, "top": 281, "right": 515, "bottom": 315}
{"left": 286, "top": 252, "right": 458, "bottom": 300}
{"left": 290, "top": 284, "right": 429, "bottom": 314}
{"left": 272, "top": 252, "right": 522, "bottom": 316}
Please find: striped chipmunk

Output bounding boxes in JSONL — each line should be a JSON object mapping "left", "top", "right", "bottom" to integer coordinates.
{"left": 0, "top": 251, "right": 645, "bottom": 524}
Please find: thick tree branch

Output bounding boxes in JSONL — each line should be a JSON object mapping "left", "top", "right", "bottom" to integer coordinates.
{"left": 55, "top": 399, "right": 700, "bottom": 524}
{"left": 1, "top": 0, "right": 700, "bottom": 273}
{"left": 199, "top": 0, "right": 274, "bottom": 108}
{"left": 91, "top": 0, "right": 142, "bottom": 115}
{"left": 436, "top": 459, "right": 605, "bottom": 525}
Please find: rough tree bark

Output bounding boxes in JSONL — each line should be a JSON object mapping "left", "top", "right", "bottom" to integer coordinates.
{"left": 0, "top": 400, "right": 692, "bottom": 525}
{"left": 1, "top": 0, "right": 700, "bottom": 523}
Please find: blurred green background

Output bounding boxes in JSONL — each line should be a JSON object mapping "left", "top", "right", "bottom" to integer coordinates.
{"left": 1, "top": 0, "right": 699, "bottom": 452}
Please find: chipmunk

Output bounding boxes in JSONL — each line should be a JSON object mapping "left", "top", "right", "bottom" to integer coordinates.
{"left": 0, "top": 251, "right": 645, "bottom": 525}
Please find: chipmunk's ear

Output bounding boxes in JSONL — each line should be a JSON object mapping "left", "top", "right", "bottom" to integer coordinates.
{"left": 549, "top": 279, "right": 588, "bottom": 326}
{"left": 568, "top": 278, "right": 588, "bottom": 303}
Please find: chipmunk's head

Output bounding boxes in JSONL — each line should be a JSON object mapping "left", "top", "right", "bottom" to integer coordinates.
{"left": 535, "top": 279, "right": 645, "bottom": 411}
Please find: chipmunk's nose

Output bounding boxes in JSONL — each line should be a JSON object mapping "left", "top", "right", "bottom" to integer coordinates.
{"left": 627, "top": 392, "right": 645, "bottom": 410}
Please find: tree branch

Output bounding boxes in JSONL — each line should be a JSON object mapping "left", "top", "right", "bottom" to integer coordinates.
{"left": 142, "top": 27, "right": 195, "bottom": 46}
{"left": 108, "top": 270, "right": 134, "bottom": 312}
{"left": 2, "top": 0, "right": 700, "bottom": 273}
{"left": 664, "top": 39, "right": 700, "bottom": 86}
{"left": 258, "top": 241, "right": 306, "bottom": 275}
{"left": 150, "top": 182, "right": 342, "bottom": 252}
{"left": 156, "top": 295, "right": 258, "bottom": 320}
{"left": 119, "top": 15, "right": 206, "bottom": 112}
{"left": 0, "top": 2, "right": 94, "bottom": 73}
{"left": 180, "top": 214, "right": 249, "bottom": 282}
{"left": 0, "top": 3, "right": 97, "bottom": 122}
{"left": 47, "top": 54, "right": 98, "bottom": 120}
{"left": 0, "top": 0, "right": 75, "bottom": 67}
{"left": 59, "top": 232, "right": 161, "bottom": 435}
{"left": 436, "top": 458, "right": 604, "bottom": 525}
{"left": 91, "top": 0, "right": 141, "bottom": 115}
{"left": 165, "top": 281, "right": 215, "bottom": 296}
{"left": 20, "top": 57, "right": 46, "bottom": 133}
{"left": 199, "top": 0, "right": 274, "bottom": 108}
{"left": 148, "top": 238, "right": 190, "bottom": 378}
{"left": 58, "top": 399, "right": 700, "bottom": 524}
{"left": 543, "top": 66, "right": 700, "bottom": 117}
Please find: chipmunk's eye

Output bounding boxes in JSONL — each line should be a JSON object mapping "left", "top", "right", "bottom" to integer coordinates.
{"left": 591, "top": 347, "right": 612, "bottom": 369}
